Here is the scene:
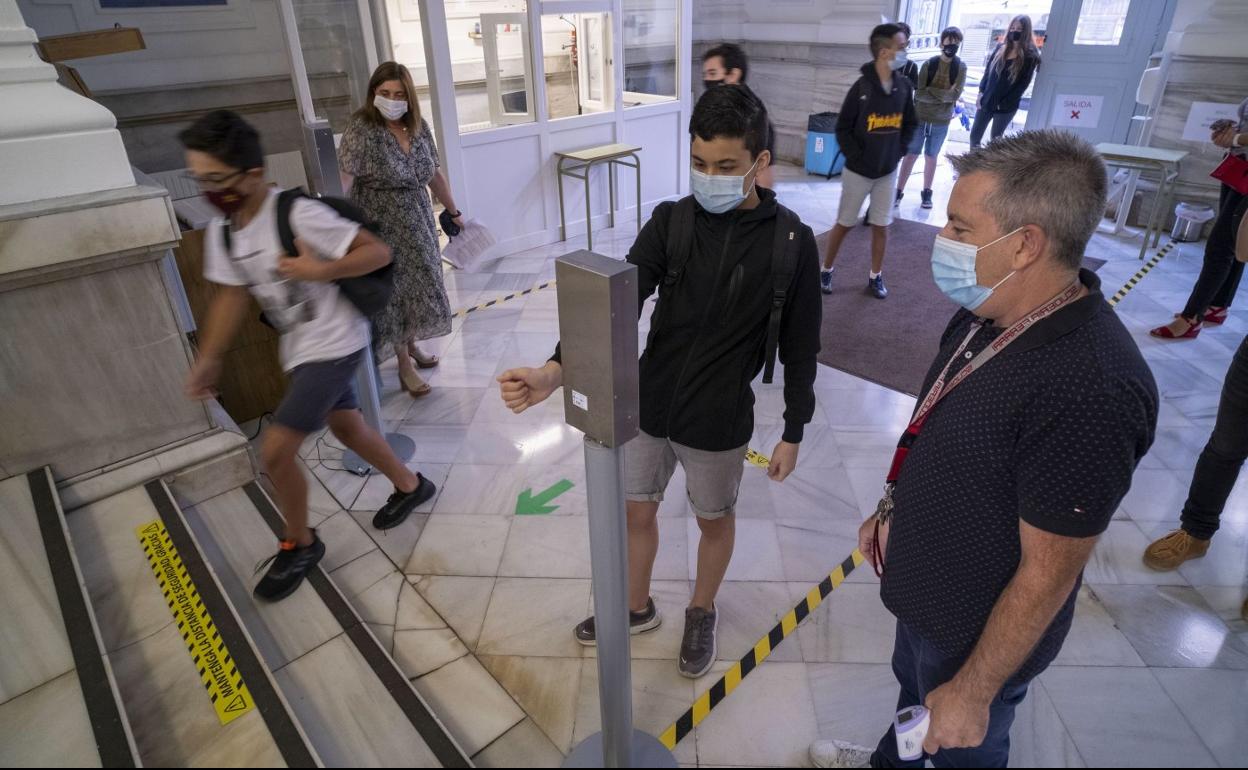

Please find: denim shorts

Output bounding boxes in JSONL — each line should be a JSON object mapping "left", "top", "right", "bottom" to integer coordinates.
{"left": 905, "top": 121, "right": 952, "bottom": 158}
{"left": 272, "top": 349, "right": 363, "bottom": 434}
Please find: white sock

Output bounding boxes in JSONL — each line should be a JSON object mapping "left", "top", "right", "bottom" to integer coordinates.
{"left": 870, "top": 270, "right": 881, "bottom": 280}
{"left": 822, "top": 266, "right": 834, "bottom": 274}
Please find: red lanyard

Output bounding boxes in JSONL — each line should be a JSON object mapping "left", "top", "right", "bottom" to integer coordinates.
{"left": 871, "top": 281, "right": 1084, "bottom": 577}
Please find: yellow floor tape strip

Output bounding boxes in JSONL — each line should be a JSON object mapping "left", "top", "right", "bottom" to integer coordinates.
{"left": 452, "top": 280, "right": 556, "bottom": 319}
{"left": 137, "top": 520, "right": 254, "bottom": 726}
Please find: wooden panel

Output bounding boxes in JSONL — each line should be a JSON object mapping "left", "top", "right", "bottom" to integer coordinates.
{"left": 172, "top": 230, "right": 287, "bottom": 424}
{"left": 36, "top": 28, "right": 146, "bottom": 63}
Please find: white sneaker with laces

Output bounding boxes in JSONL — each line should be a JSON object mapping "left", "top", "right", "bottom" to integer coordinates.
{"left": 809, "top": 739, "right": 875, "bottom": 768}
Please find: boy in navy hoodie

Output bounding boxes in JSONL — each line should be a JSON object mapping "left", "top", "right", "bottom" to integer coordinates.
{"left": 820, "top": 23, "right": 917, "bottom": 300}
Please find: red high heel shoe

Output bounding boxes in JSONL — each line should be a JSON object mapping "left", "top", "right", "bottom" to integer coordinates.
{"left": 1150, "top": 316, "right": 1203, "bottom": 339}
{"left": 1204, "top": 306, "right": 1228, "bottom": 325}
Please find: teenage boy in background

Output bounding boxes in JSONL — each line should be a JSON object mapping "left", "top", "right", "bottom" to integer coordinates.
{"left": 181, "top": 110, "right": 437, "bottom": 602}
{"left": 821, "top": 23, "right": 918, "bottom": 300}
{"left": 702, "top": 42, "right": 777, "bottom": 190}
{"left": 497, "top": 86, "right": 822, "bottom": 679}
{"left": 897, "top": 27, "right": 967, "bottom": 210}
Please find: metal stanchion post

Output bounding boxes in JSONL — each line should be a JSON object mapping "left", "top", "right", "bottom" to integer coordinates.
{"left": 556, "top": 251, "right": 676, "bottom": 769}
{"left": 342, "top": 331, "right": 415, "bottom": 474}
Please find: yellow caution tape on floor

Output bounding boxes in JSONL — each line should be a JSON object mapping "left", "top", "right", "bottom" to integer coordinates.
{"left": 452, "top": 280, "right": 556, "bottom": 319}
{"left": 659, "top": 548, "right": 867, "bottom": 750}
{"left": 137, "top": 520, "right": 254, "bottom": 726}
{"left": 1109, "top": 240, "right": 1176, "bottom": 309}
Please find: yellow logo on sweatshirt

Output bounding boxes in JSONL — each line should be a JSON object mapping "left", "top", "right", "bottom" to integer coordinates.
{"left": 866, "top": 112, "right": 904, "bottom": 132}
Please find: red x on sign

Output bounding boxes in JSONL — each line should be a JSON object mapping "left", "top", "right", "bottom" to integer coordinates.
{"left": 1071, "top": 110, "right": 1081, "bottom": 120}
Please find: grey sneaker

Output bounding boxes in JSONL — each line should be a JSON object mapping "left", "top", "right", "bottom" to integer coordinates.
{"left": 810, "top": 739, "right": 874, "bottom": 768}
{"left": 678, "top": 604, "right": 718, "bottom": 679}
{"left": 574, "top": 597, "right": 662, "bottom": 646}
{"left": 820, "top": 269, "right": 835, "bottom": 295}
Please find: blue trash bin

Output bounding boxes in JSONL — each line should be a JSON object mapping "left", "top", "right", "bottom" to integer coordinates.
{"left": 805, "top": 112, "right": 845, "bottom": 177}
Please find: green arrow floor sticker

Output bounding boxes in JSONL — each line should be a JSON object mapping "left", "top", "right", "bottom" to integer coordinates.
{"left": 516, "top": 480, "right": 574, "bottom": 515}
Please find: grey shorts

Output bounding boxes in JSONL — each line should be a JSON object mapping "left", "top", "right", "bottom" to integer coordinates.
{"left": 625, "top": 431, "right": 748, "bottom": 520}
{"left": 272, "top": 350, "right": 363, "bottom": 434}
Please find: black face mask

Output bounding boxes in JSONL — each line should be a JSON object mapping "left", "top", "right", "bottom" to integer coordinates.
{"left": 942, "top": 44, "right": 959, "bottom": 58}
{"left": 1009, "top": 30, "right": 1023, "bottom": 42}
{"left": 704, "top": 78, "right": 723, "bottom": 90}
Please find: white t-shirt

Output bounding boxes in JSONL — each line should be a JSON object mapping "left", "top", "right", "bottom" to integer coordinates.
{"left": 204, "top": 189, "right": 369, "bottom": 372}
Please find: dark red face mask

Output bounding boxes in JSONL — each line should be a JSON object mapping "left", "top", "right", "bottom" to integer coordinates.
{"left": 205, "top": 187, "right": 247, "bottom": 216}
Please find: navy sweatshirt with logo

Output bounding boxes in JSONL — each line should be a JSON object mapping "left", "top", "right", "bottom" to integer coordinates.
{"left": 836, "top": 63, "right": 918, "bottom": 180}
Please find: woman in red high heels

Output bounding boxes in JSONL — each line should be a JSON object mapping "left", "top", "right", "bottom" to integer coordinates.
{"left": 1151, "top": 97, "right": 1248, "bottom": 339}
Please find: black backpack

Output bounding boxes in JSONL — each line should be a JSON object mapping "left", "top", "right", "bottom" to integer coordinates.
{"left": 925, "top": 55, "right": 961, "bottom": 88}
{"left": 661, "top": 197, "right": 801, "bottom": 384}
{"left": 221, "top": 188, "right": 395, "bottom": 318}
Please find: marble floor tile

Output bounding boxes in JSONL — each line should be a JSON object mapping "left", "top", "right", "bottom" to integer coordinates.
{"left": 480, "top": 655, "right": 582, "bottom": 754}
{"left": 517, "top": 464, "right": 588, "bottom": 516}
{"left": 408, "top": 515, "right": 512, "bottom": 577}
{"left": 693, "top": 661, "right": 819, "bottom": 768}
{"left": 396, "top": 578, "right": 447, "bottom": 630}
{"left": 350, "top": 510, "right": 430, "bottom": 576}
{"left": 1191, "top": 584, "right": 1248, "bottom": 645}
{"left": 1052, "top": 587, "right": 1147, "bottom": 668}
{"left": 472, "top": 717, "right": 564, "bottom": 768}
{"left": 1041, "top": 666, "right": 1217, "bottom": 768}
{"left": 1171, "top": 520, "right": 1248, "bottom": 588}
{"left": 807, "top": 663, "right": 904, "bottom": 750}
{"left": 1083, "top": 522, "right": 1189, "bottom": 586}
{"left": 413, "top": 575, "right": 497, "bottom": 651}
{"left": 1116, "top": 468, "right": 1193, "bottom": 523}
{"left": 832, "top": 428, "right": 903, "bottom": 469}
{"left": 1152, "top": 668, "right": 1248, "bottom": 767}
{"left": 386, "top": 424, "right": 471, "bottom": 465}
{"left": 329, "top": 548, "right": 396, "bottom": 599}
{"left": 795, "top": 583, "right": 897, "bottom": 665}
{"left": 776, "top": 518, "right": 877, "bottom": 584}
{"left": 403, "top": 386, "right": 490, "bottom": 426}
{"left": 413, "top": 654, "right": 526, "bottom": 756}
{"left": 368, "top": 622, "right": 395, "bottom": 655}
{"left": 433, "top": 464, "right": 528, "bottom": 516}
{"left": 477, "top": 578, "right": 591, "bottom": 659}
{"left": 275, "top": 634, "right": 440, "bottom": 767}
{"left": 352, "top": 463, "right": 451, "bottom": 514}
{"left": 769, "top": 464, "right": 862, "bottom": 521}
{"left": 350, "top": 572, "right": 406, "bottom": 627}
{"left": 1008, "top": 680, "right": 1087, "bottom": 769}
{"left": 499, "top": 516, "right": 592, "bottom": 579}
{"left": 686, "top": 518, "right": 785, "bottom": 583}
{"left": 394, "top": 627, "right": 469, "bottom": 678}
{"left": 309, "top": 457, "right": 369, "bottom": 511}
{"left": 1091, "top": 584, "right": 1248, "bottom": 670}
{"left": 456, "top": 422, "right": 584, "bottom": 467}
{"left": 754, "top": 422, "right": 844, "bottom": 469}
{"left": 0, "top": 670, "right": 101, "bottom": 767}
{"left": 573, "top": 658, "right": 697, "bottom": 766}
{"left": 818, "top": 387, "right": 917, "bottom": 431}
{"left": 710, "top": 581, "right": 804, "bottom": 663}
{"left": 316, "top": 510, "right": 381, "bottom": 572}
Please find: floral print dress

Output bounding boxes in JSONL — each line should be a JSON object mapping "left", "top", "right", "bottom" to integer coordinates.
{"left": 338, "top": 116, "right": 452, "bottom": 353}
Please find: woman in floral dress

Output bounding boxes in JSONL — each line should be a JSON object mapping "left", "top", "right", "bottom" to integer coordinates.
{"left": 339, "top": 61, "right": 462, "bottom": 397}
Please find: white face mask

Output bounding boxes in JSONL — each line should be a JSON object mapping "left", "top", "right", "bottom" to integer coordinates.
{"left": 374, "top": 94, "right": 409, "bottom": 121}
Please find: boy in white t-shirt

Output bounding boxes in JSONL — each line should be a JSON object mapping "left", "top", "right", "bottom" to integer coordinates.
{"left": 181, "top": 111, "right": 436, "bottom": 601}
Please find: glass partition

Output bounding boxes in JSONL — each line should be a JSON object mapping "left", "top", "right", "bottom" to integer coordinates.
{"left": 622, "top": 0, "right": 677, "bottom": 107}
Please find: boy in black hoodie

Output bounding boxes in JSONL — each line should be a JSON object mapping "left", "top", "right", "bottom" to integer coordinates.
{"left": 497, "top": 86, "right": 822, "bottom": 679}
{"left": 820, "top": 23, "right": 918, "bottom": 300}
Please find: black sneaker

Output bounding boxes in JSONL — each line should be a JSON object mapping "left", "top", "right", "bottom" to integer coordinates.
{"left": 868, "top": 275, "right": 888, "bottom": 300}
{"left": 894, "top": 189, "right": 904, "bottom": 207}
{"left": 253, "top": 531, "right": 325, "bottom": 602}
{"left": 678, "top": 605, "right": 718, "bottom": 679}
{"left": 820, "top": 269, "right": 835, "bottom": 295}
{"left": 574, "top": 597, "right": 662, "bottom": 646}
{"left": 921, "top": 189, "right": 934, "bottom": 209}
{"left": 373, "top": 474, "right": 437, "bottom": 530}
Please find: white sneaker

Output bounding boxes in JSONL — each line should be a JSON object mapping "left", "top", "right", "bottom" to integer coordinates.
{"left": 810, "top": 739, "right": 875, "bottom": 768}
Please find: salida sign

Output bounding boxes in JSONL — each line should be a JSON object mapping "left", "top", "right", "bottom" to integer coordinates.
{"left": 1051, "top": 94, "right": 1104, "bottom": 129}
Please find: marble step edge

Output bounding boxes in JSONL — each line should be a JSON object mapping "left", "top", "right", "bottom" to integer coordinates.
{"left": 143, "top": 479, "right": 325, "bottom": 768}
{"left": 238, "top": 481, "right": 477, "bottom": 769}
{"left": 57, "top": 428, "right": 256, "bottom": 514}
{"left": 25, "top": 467, "right": 143, "bottom": 768}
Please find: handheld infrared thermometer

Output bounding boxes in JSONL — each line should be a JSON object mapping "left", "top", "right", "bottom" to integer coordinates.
{"left": 894, "top": 705, "right": 931, "bottom": 762}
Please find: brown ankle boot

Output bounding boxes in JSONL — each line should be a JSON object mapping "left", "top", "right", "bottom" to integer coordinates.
{"left": 1143, "top": 529, "right": 1210, "bottom": 571}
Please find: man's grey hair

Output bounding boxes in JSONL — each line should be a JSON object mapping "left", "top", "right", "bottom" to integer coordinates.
{"left": 949, "top": 130, "right": 1107, "bottom": 271}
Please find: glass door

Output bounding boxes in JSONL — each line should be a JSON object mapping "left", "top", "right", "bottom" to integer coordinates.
{"left": 482, "top": 13, "right": 537, "bottom": 126}
{"left": 576, "top": 12, "right": 613, "bottom": 113}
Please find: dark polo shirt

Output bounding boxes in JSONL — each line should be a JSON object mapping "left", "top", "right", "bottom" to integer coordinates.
{"left": 880, "top": 269, "right": 1158, "bottom": 681}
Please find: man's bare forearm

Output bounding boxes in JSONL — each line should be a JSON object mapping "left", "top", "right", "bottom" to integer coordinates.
{"left": 198, "top": 285, "right": 251, "bottom": 360}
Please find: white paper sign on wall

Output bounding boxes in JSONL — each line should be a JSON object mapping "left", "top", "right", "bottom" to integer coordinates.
{"left": 1051, "top": 95, "right": 1104, "bottom": 129}
{"left": 1182, "top": 102, "right": 1240, "bottom": 143}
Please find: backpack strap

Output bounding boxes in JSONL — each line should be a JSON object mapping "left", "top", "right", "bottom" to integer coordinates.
{"left": 275, "top": 187, "right": 307, "bottom": 257}
{"left": 762, "top": 205, "right": 801, "bottom": 384}
{"left": 663, "top": 196, "right": 697, "bottom": 288}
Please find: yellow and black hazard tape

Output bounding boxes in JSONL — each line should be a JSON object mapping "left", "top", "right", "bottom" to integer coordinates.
{"left": 1109, "top": 239, "right": 1176, "bottom": 309}
{"left": 745, "top": 448, "right": 771, "bottom": 469}
{"left": 452, "top": 280, "right": 556, "bottom": 319}
{"left": 137, "top": 520, "right": 254, "bottom": 726}
{"left": 660, "top": 548, "right": 867, "bottom": 749}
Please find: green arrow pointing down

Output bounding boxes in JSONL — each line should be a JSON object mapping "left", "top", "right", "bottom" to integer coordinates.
{"left": 515, "top": 479, "right": 574, "bottom": 515}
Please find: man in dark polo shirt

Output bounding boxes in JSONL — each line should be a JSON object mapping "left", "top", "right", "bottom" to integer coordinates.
{"left": 810, "top": 130, "right": 1158, "bottom": 769}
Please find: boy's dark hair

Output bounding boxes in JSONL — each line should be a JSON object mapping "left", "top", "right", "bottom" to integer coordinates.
{"left": 703, "top": 43, "right": 749, "bottom": 83}
{"left": 870, "top": 23, "right": 904, "bottom": 59}
{"left": 897, "top": 22, "right": 912, "bottom": 39}
{"left": 941, "top": 26, "right": 965, "bottom": 44}
{"left": 179, "top": 109, "right": 264, "bottom": 171}
{"left": 689, "top": 84, "right": 770, "bottom": 158}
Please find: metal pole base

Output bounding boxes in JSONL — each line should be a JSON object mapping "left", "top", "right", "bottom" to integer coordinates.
{"left": 341, "top": 432, "right": 416, "bottom": 477}
{"left": 563, "top": 731, "right": 677, "bottom": 769}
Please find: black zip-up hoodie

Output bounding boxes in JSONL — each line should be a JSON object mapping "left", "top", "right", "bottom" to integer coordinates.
{"left": 836, "top": 62, "right": 919, "bottom": 180}
{"left": 552, "top": 188, "right": 822, "bottom": 451}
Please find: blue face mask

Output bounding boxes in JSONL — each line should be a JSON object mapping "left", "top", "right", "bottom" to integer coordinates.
{"left": 930, "top": 228, "right": 1023, "bottom": 311}
{"left": 890, "top": 49, "right": 910, "bottom": 71}
{"left": 691, "top": 157, "right": 759, "bottom": 214}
